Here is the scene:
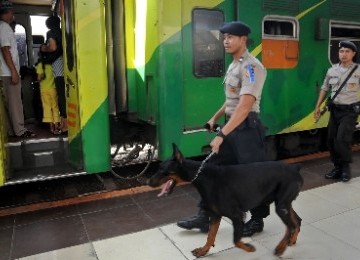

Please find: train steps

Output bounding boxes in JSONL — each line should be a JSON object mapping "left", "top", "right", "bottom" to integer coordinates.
{"left": 5, "top": 137, "right": 82, "bottom": 184}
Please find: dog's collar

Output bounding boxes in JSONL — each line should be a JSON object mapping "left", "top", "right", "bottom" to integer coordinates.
{"left": 190, "top": 152, "right": 215, "bottom": 182}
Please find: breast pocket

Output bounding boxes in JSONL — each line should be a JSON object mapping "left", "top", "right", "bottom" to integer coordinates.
{"left": 329, "top": 77, "right": 339, "bottom": 88}
{"left": 225, "top": 77, "right": 241, "bottom": 98}
{"left": 346, "top": 78, "right": 359, "bottom": 92}
{"left": 225, "top": 77, "right": 240, "bottom": 87}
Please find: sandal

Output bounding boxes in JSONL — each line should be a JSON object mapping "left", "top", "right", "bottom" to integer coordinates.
{"left": 20, "top": 130, "right": 37, "bottom": 138}
{"left": 51, "top": 129, "right": 62, "bottom": 135}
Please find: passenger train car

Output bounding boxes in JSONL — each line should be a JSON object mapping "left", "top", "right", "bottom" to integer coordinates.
{"left": 0, "top": 0, "right": 360, "bottom": 186}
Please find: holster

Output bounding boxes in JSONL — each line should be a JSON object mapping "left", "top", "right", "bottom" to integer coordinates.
{"left": 351, "top": 102, "right": 360, "bottom": 114}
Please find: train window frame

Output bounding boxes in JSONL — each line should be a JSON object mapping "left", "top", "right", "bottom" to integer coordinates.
{"left": 261, "top": 15, "right": 300, "bottom": 69}
{"left": 329, "top": 21, "right": 360, "bottom": 64}
{"left": 192, "top": 8, "right": 225, "bottom": 78}
{"left": 262, "top": 15, "right": 299, "bottom": 40}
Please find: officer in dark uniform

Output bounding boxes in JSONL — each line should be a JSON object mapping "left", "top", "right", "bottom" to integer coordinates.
{"left": 177, "top": 21, "right": 269, "bottom": 236}
{"left": 314, "top": 41, "right": 360, "bottom": 182}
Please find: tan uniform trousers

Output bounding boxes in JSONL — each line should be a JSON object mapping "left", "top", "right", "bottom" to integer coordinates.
{"left": 0, "top": 77, "right": 26, "bottom": 136}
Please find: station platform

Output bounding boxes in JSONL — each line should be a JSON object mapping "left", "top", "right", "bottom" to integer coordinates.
{"left": 1, "top": 152, "right": 360, "bottom": 260}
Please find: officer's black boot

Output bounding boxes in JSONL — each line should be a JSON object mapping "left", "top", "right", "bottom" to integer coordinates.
{"left": 341, "top": 164, "right": 351, "bottom": 182}
{"left": 325, "top": 165, "right": 342, "bottom": 179}
{"left": 242, "top": 218, "right": 264, "bottom": 237}
{"left": 177, "top": 209, "right": 210, "bottom": 233}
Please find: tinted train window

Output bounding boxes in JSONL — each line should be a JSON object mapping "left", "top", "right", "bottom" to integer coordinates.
{"left": 192, "top": 9, "right": 224, "bottom": 77}
{"left": 330, "top": 22, "right": 360, "bottom": 64}
{"left": 263, "top": 20, "right": 297, "bottom": 38}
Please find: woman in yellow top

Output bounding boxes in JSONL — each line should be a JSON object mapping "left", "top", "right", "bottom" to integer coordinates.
{"left": 35, "top": 50, "right": 61, "bottom": 135}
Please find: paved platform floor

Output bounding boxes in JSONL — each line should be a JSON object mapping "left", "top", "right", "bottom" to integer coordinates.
{"left": 1, "top": 152, "right": 360, "bottom": 260}
{"left": 18, "top": 177, "right": 360, "bottom": 260}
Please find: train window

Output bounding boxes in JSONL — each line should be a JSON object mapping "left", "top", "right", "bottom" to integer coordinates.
{"left": 30, "top": 15, "right": 48, "bottom": 64}
{"left": 30, "top": 16, "right": 48, "bottom": 39}
{"left": 192, "top": 9, "right": 225, "bottom": 78}
{"left": 14, "top": 24, "right": 28, "bottom": 67}
{"left": 263, "top": 20, "right": 297, "bottom": 38}
{"left": 330, "top": 22, "right": 360, "bottom": 64}
{"left": 262, "top": 16, "right": 299, "bottom": 69}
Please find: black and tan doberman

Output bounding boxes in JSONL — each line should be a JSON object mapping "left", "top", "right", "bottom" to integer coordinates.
{"left": 147, "top": 144, "right": 303, "bottom": 257}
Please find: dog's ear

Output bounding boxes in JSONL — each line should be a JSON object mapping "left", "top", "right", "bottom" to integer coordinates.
{"left": 172, "top": 143, "right": 183, "bottom": 163}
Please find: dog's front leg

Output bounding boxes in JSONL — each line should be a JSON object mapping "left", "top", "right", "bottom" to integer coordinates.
{"left": 192, "top": 217, "right": 221, "bottom": 257}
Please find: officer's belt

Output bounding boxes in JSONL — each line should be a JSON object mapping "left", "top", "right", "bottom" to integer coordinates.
{"left": 225, "top": 111, "right": 259, "bottom": 122}
{"left": 333, "top": 103, "right": 357, "bottom": 111}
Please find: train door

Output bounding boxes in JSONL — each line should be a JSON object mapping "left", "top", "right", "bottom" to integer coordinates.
{"left": 62, "top": 0, "right": 110, "bottom": 173}
{"left": 0, "top": 88, "right": 8, "bottom": 185}
{"left": 0, "top": 13, "right": 33, "bottom": 185}
{"left": 174, "top": 2, "right": 237, "bottom": 156}
{"left": 62, "top": 0, "right": 82, "bottom": 169}
{"left": 182, "top": 7, "right": 225, "bottom": 132}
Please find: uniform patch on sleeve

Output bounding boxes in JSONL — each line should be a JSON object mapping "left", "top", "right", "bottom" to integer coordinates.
{"left": 247, "top": 64, "right": 255, "bottom": 84}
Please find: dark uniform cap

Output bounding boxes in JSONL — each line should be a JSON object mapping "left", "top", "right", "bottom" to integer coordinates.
{"left": 339, "top": 41, "right": 357, "bottom": 52}
{"left": 0, "top": 0, "right": 13, "bottom": 11}
{"left": 220, "top": 21, "right": 251, "bottom": 36}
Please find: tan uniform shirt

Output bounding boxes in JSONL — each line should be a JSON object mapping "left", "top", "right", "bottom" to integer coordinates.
{"left": 321, "top": 63, "right": 360, "bottom": 105}
{"left": 223, "top": 50, "right": 266, "bottom": 116}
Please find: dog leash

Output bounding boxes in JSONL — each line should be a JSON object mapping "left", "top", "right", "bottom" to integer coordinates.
{"left": 190, "top": 151, "right": 215, "bottom": 182}
{"left": 189, "top": 123, "right": 220, "bottom": 182}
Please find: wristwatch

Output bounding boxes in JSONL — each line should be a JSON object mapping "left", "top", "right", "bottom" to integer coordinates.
{"left": 216, "top": 130, "right": 226, "bottom": 139}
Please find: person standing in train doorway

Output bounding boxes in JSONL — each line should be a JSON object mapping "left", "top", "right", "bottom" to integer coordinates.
{"left": 177, "top": 21, "right": 270, "bottom": 237}
{"left": 0, "top": 0, "right": 36, "bottom": 138}
{"left": 36, "top": 49, "right": 61, "bottom": 135}
{"left": 314, "top": 41, "right": 360, "bottom": 182}
{"left": 40, "top": 15, "right": 67, "bottom": 134}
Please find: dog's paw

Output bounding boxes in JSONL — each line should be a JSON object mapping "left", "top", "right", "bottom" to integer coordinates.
{"left": 243, "top": 243, "right": 256, "bottom": 252}
{"left": 191, "top": 247, "right": 209, "bottom": 257}
{"left": 235, "top": 241, "right": 256, "bottom": 252}
{"left": 274, "top": 244, "right": 287, "bottom": 256}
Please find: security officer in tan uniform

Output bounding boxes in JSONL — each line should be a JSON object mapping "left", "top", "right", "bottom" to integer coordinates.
{"left": 177, "top": 21, "right": 269, "bottom": 236}
{"left": 314, "top": 41, "right": 360, "bottom": 182}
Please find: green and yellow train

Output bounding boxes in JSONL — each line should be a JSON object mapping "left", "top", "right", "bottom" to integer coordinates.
{"left": 0, "top": 0, "right": 359, "bottom": 186}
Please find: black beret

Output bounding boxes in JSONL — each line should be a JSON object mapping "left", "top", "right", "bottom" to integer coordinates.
{"left": 220, "top": 21, "right": 251, "bottom": 37}
{"left": 0, "top": 0, "right": 13, "bottom": 12}
{"left": 339, "top": 41, "right": 357, "bottom": 52}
